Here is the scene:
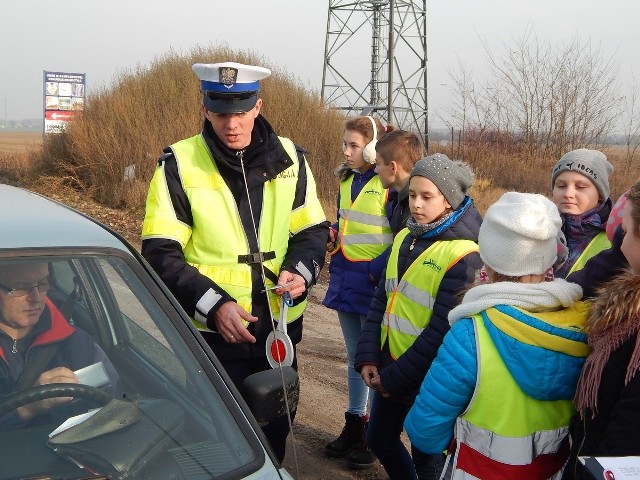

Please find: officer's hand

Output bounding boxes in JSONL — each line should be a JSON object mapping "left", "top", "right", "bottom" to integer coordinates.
{"left": 275, "top": 271, "right": 306, "bottom": 299}
{"left": 17, "top": 367, "right": 79, "bottom": 420}
{"left": 360, "top": 365, "right": 379, "bottom": 388}
{"left": 214, "top": 301, "right": 257, "bottom": 344}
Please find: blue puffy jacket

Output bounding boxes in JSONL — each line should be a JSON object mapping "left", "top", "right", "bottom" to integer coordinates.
{"left": 405, "top": 299, "right": 588, "bottom": 454}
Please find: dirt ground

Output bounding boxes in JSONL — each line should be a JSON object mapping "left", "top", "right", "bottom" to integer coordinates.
{"left": 281, "top": 283, "right": 395, "bottom": 480}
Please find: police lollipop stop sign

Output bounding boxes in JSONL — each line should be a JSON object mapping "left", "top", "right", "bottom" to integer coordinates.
{"left": 267, "top": 291, "right": 295, "bottom": 368}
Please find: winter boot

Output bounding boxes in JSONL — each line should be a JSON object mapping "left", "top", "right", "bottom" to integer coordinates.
{"left": 325, "top": 412, "right": 366, "bottom": 457}
{"left": 348, "top": 442, "right": 376, "bottom": 469}
{"left": 347, "top": 416, "right": 376, "bottom": 469}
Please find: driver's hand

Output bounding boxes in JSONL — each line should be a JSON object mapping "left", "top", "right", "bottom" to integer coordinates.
{"left": 17, "top": 367, "right": 79, "bottom": 420}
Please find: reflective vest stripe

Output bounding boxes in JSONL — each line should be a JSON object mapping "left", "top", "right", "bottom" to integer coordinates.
{"left": 395, "top": 280, "right": 436, "bottom": 308}
{"left": 566, "top": 231, "right": 611, "bottom": 276}
{"left": 341, "top": 233, "right": 394, "bottom": 245}
{"left": 337, "top": 175, "right": 392, "bottom": 261}
{"left": 385, "top": 278, "right": 398, "bottom": 291}
{"left": 338, "top": 209, "right": 392, "bottom": 227}
{"left": 454, "top": 438, "right": 569, "bottom": 480}
{"left": 456, "top": 417, "right": 570, "bottom": 465}
{"left": 385, "top": 313, "right": 425, "bottom": 337}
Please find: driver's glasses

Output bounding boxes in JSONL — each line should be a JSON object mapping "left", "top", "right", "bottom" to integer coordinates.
{"left": 0, "top": 277, "right": 54, "bottom": 297}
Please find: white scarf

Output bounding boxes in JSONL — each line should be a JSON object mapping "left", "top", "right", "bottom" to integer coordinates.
{"left": 448, "top": 279, "right": 583, "bottom": 325}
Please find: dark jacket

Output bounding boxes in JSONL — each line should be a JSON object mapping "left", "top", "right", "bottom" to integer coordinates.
{"left": 0, "top": 301, "right": 113, "bottom": 427}
{"left": 556, "top": 200, "right": 611, "bottom": 278}
{"left": 567, "top": 226, "right": 628, "bottom": 299}
{"left": 322, "top": 168, "right": 394, "bottom": 316}
{"left": 141, "top": 115, "right": 328, "bottom": 361}
{"left": 368, "top": 182, "right": 412, "bottom": 284}
{"left": 355, "top": 197, "right": 483, "bottom": 403}
{"left": 565, "top": 273, "right": 640, "bottom": 479}
{"left": 389, "top": 182, "right": 411, "bottom": 235}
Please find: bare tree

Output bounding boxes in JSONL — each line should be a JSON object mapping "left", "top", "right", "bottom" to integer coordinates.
{"left": 446, "top": 26, "right": 623, "bottom": 157}
{"left": 622, "top": 74, "right": 640, "bottom": 167}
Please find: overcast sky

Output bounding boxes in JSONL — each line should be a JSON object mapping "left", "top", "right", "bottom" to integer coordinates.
{"left": 2, "top": 0, "right": 638, "bottom": 128}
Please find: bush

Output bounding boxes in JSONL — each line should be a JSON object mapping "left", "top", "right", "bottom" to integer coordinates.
{"left": 28, "top": 45, "right": 347, "bottom": 210}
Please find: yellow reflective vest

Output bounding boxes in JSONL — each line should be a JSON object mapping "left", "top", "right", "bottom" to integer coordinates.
{"left": 141, "top": 133, "right": 326, "bottom": 328}
{"left": 332, "top": 174, "right": 393, "bottom": 261}
{"left": 381, "top": 228, "right": 478, "bottom": 359}
{"left": 565, "top": 231, "right": 611, "bottom": 277}
{"left": 449, "top": 309, "right": 590, "bottom": 479}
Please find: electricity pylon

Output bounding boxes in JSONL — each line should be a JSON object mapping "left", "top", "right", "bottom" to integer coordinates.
{"left": 321, "top": 0, "right": 428, "bottom": 147}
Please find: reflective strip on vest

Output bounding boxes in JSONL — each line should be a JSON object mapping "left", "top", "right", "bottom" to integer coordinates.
{"left": 336, "top": 175, "right": 392, "bottom": 261}
{"left": 143, "top": 133, "right": 325, "bottom": 329}
{"left": 451, "top": 441, "right": 568, "bottom": 480}
{"left": 566, "top": 231, "right": 611, "bottom": 277}
{"left": 450, "top": 314, "right": 574, "bottom": 479}
{"left": 381, "top": 228, "right": 478, "bottom": 359}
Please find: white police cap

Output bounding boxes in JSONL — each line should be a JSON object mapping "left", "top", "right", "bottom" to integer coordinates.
{"left": 192, "top": 62, "right": 271, "bottom": 113}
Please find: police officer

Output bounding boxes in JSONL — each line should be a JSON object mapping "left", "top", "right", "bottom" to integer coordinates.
{"left": 141, "top": 62, "right": 328, "bottom": 461}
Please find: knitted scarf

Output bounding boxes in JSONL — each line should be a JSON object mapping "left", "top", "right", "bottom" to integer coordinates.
{"left": 574, "top": 272, "right": 640, "bottom": 417}
{"left": 406, "top": 211, "right": 454, "bottom": 238}
{"left": 447, "top": 279, "right": 583, "bottom": 325}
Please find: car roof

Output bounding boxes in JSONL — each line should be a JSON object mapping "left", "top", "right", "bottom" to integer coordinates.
{"left": 0, "top": 184, "right": 133, "bottom": 252}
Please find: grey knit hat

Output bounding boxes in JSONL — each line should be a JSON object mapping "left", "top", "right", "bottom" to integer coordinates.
{"left": 551, "top": 148, "right": 614, "bottom": 200}
{"left": 409, "top": 153, "right": 474, "bottom": 209}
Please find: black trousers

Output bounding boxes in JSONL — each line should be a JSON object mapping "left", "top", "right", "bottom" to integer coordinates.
{"left": 219, "top": 351, "right": 298, "bottom": 463}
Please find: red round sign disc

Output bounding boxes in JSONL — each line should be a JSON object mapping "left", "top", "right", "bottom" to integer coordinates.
{"left": 270, "top": 339, "right": 287, "bottom": 363}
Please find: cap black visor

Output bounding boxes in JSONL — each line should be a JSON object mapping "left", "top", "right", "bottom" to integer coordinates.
{"left": 203, "top": 90, "right": 258, "bottom": 114}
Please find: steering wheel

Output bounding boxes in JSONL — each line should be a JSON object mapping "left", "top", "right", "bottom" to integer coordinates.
{"left": 0, "top": 383, "right": 112, "bottom": 418}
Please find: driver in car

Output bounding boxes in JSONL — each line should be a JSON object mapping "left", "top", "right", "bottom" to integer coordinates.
{"left": 0, "top": 261, "right": 117, "bottom": 427}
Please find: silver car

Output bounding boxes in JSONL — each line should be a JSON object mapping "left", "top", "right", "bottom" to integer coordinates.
{"left": 0, "top": 184, "right": 296, "bottom": 480}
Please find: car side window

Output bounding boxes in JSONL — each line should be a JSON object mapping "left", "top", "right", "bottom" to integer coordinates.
{"left": 48, "top": 259, "right": 96, "bottom": 336}
{"left": 96, "top": 259, "right": 188, "bottom": 388}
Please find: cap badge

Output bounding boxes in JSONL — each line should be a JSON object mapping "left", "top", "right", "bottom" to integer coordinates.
{"left": 219, "top": 66, "right": 238, "bottom": 89}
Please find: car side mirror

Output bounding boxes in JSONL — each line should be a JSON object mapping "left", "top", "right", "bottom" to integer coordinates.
{"left": 241, "top": 366, "right": 299, "bottom": 425}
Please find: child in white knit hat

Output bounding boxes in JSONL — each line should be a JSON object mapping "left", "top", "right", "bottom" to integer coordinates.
{"left": 551, "top": 148, "right": 614, "bottom": 278}
{"left": 355, "top": 154, "right": 483, "bottom": 480}
{"left": 405, "top": 192, "right": 589, "bottom": 480}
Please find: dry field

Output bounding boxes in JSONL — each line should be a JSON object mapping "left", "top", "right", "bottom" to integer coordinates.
{"left": 0, "top": 130, "right": 42, "bottom": 153}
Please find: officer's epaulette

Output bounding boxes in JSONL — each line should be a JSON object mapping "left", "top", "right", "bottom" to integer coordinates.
{"left": 157, "top": 150, "right": 174, "bottom": 167}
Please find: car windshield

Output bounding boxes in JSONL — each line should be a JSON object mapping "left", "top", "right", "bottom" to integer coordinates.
{"left": 0, "top": 251, "right": 267, "bottom": 480}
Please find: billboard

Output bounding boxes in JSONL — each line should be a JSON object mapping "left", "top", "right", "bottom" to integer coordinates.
{"left": 43, "top": 71, "right": 85, "bottom": 134}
